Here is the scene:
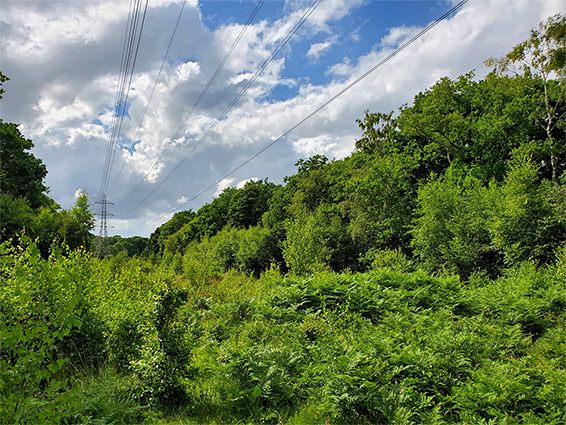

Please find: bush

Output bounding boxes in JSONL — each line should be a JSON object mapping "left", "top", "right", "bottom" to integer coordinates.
{"left": 108, "top": 318, "right": 143, "bottom": 373}
{"left": 412, "top": 165, "right": 502, "bottom": 278}
{"left": 491, "top": 156, "right": 566, "bottom": 266}
{"left": 0, "top": 239, "right": 87, "bottom": 423}
{"left": 132, "top": 287, "right": 190, "bottom": 407}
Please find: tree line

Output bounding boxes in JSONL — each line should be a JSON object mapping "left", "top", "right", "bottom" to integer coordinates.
{"left": 143, "top": 15, "right": 565, "bottom": 280}
{"left": 1, "top": 15, "right": 565, "bottom": 424}
{"left": 1, "top": 16, "right": 564, "bottom": 275}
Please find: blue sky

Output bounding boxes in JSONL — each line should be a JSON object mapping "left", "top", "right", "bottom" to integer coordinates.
{"left": 200, "top": 1, "right": 447, "bottom": 98}
{"left": 1, "top": 0, "right": 563, "bottom": 236}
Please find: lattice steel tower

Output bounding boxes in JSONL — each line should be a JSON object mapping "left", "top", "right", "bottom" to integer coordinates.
{"left": 95, "top": 194, "right": 113, "bottom": 257}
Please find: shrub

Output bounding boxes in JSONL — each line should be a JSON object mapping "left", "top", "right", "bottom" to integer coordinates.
{"left": 132, "top": 287, "right": 190, "bottom": 407}
{"left": 0, "top": 239, "right": 87, "bottom": 423}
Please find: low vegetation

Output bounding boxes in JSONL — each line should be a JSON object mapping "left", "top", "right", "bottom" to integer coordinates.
{"left": 1, "top": 15, "right": 565, "bottom": 424}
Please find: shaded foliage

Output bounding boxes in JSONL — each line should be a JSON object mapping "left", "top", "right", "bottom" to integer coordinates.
{"left": 0, "top": 120, "right": 49, "bottom": 209}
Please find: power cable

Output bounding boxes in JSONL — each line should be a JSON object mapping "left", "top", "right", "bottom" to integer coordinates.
{"left": 124, "top": 0, "right": 469, "bottom": 233}
{"left": 104, "top": 0, "right": 149, "bottom": 194}
{"left": 124, "top": 0, "right": 322, "bottom": 215}
{"left": 116, "top": 0, "right": 266, "bottom": 200}
{"left": 108, "top": 0, "right": 190, "bottom": 192}
{"left": 96, "top": 0, "right": 149, "bottom": 254}
{"left": 99, "top": 0, "right": 149, "bottom": 197}
{"left": 98, "top": 0, "right": 138, "bottom": 198}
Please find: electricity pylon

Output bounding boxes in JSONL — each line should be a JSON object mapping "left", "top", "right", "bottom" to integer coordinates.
{"left": 95, "top": 194, "right": 113, "bottom": 258}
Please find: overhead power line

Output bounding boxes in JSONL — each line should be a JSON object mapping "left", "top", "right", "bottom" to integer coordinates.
{"left": 100, "top": 0, "right": 148, "bottom": 197}
{"left": 96, "top": 0, "right": 149, "bottom": 255}
{"left": 109, "top": 0, "right": 190, "bottom": 193}
{"left": 117, "top": 0, "right": 266, "bottom": 201}
{"left": 124, "top": 0, "right": 322, "bottom": 215}
{"left": 125, "top": 0, "right": 470, "bottom": 233}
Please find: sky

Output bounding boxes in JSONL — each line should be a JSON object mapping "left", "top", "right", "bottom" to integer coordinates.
{"left": 0, "top": 0, "right": 563, "bottom": 237}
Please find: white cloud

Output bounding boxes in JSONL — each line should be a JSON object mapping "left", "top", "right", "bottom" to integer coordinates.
{"left": 0, "top": 0, "right": 197, "bottom": 60}
{"left": 306, "top": 35, "right": 338, "bottom": 61}
{"left": 304, "top": 0, "right": 366, "bottom": 33}
{"left": 350, "top": 27, "right": 361, "bottom": 42}
{"left": 0, "top": 0, "right": 562, "bottom": 237}
{"left": 380, "top": 25, "right": 421, "bottom": 48}
{"left": 214, "top": 178, "right": 235, "bottom": 196}
{"left": 236, "top": 177, "right": 259, "bottom": 189}
{"left": 292, "top": 134, "right": 338, "bottom": 157}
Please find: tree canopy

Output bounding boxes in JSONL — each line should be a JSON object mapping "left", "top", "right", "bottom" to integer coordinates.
{"left": 149, "top": 15, "right": 565, "bottom": 278}
{"left": 0, "top": 120, "right": 50, "bottom": 209}
{"left": 0, "top": 73, "right": 96, "bottom": 253}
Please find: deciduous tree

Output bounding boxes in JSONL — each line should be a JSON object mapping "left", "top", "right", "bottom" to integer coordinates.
{"left": 487, "top": 14, "right": 566, "bottom": 180}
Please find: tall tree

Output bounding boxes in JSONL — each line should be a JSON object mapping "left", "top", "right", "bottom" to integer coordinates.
{"left": 396, "top": 73, "right": 478, "bottom": 167}
{"left": 487, "top": 14, "right": 566, "bottom": 180}
{"left": 65, "top": 192, "right": 96, "bottom": 250}
{"left": 0, "top": 121, "right": 50, "bottom": 209}
{"left": 227, "top": 179, "right": 276, "bottom": 229}
{"left": 355, "top": 110, "right": 397, "bottom": 155}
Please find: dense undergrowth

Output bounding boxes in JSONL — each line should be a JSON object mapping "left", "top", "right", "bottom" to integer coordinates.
{"left": 2, "top": 16, "right": 565, "bottom": 424}
{"left": 2, "top": 239, "right": 565, "bottom": 424}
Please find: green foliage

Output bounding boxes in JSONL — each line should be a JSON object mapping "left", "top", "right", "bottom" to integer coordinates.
{"left": 233, "top": 226, "right": 273, "bottom": 274}
{"left": 28, "top": 193, "right": 96, "bottom": 258}
{"left": 176, "top": 224, "right": 282, "bottom": 281}
{"left": 145, "top": 210, "right": 195, "bottom": 256}
{"left": 294, "top": 154, "right": 328, "bottom": 175}
{"left": 153, "top": 20, "right": 564, "bottom": 279}
{"left": 396, "top": 71, "right": 558, "bottom": 182}
{"left": 1, "top": 239, "right": 88, "bottom": 423}
{"left": 471, "top": 72, "right": 545, "bottom": 181}
{"left": 0, "top": 70, "right": 9, "bottom": 99}
{"left": 181, "top": 237, "right": 222, "bottom": 287}
{"left": 87, "top": 255, "right": 171, "bottom": 331}
{"left": 77, "top": 252, "right": 173, "bottom": 380}
{"left": 227, "top": 179, "right": 276, "bottom": 228}
{"left": 287, "top": 156, "right": 332, "bottom": 213}
{"left": 0, "top": 152, "right": 95, "bottom": 255}
{"left": 282, "top": 209, "right": 332, "bottom": 275}
{"left": 1, "top": 238, "right": 564, "bottom": 424}
{"left": 99, "top": 235, "right": 149, "bottom": 258}
{"left": 107, "top": 318, "right": 143, "bottom": 373}
{"left": 345, "top": 151, "right": 417, "bottom": 254}
{"left": 132, "top": 287, "right": 190, "bottom": 407}
{"left": 412, "top": 157, "right": 565, "bottom": 278}
{"left": 0, "top": 193, "right": 34, "bottom": 242}
{"left": 397, "top": 72, "right": 479, "bottom": 166}
{"left": 355, "top": 110, "right": 397, "bottom": 154}
{"left": 363, "top": 248, "right": 414, "bottom": 272}
{"left": 453, "top": 260, "right": 566, "bottom": 423}
{"left": 491, "top": 156, "right": 566, "bottom": 265}
{"left": 154, "top": 263, "right": 564, "bottom": 424}
{"left": 3, "top": 18, "right": 566, "bottom": 424}
{"left": 54, "top": 368, "right": 146, "bottom": 424}
{"left": 0, "top": 120, "right": 49, "bottom": 209}
{"left": 412, "top": 165, "right": 503, "bottom": 278}
{"left": 153, "top": 180, "right": 278, "bottom": 259}
{"left": 487, "top": 14, "right": 566, "bottom": 79}
{"left": 67, "top": 192, "right": 96, "bottom": 250}
{"left": 486, "top": 14, "right": 566, "bottom": 181}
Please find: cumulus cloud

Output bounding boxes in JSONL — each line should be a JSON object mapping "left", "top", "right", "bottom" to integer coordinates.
{"left": 0, "top": 0, "right": 562, "bottom": 236}
{"left": 306, "top": 35, "right": 338, "bottom": 61}
{"left": 236, "top": 177, "right": 259, "bottom": 189}
{"left": 214, "top": 177, "right": 235, "bottom": 196}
